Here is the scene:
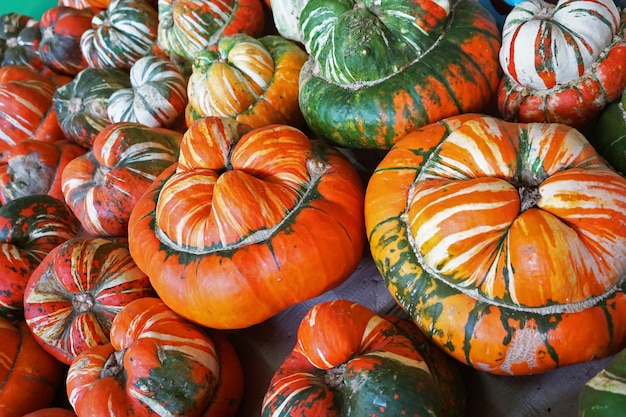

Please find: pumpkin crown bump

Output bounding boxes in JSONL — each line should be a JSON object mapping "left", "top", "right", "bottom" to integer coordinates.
{"left": 404, "top": 116, "right": 626, "bottom": 312}
{"left": 299, "top": 0, "right": 451, "bottom": 85}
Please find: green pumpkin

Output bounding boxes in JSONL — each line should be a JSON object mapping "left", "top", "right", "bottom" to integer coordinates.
{"left": 589, "top": 93, "right": 626, "bottom": 176}
{"left": 579, "top": 349, "right": 626, "bottom": 416}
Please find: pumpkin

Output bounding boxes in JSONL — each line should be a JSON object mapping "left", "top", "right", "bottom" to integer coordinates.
{"left": 364, "top": 113, "right": 626, "bottom": 375}
{"left": 66, "top": 296, "right": 244, "bottom": 417}
{"left": 80, "top": 0, "right": 159, "bottom": 70}
{"left": 39, "top": 5, "right": 94, "bottom": 76}
{"left": 0, "top": 195, "right": 80, "bottom": 320}
{"left": 0, "top": 139, "right": 87, "bottom": 204}
{"left": 128, "top": 116, "right": 366, "bottom": 329}
{"left": 579, "top": 347, "right": 626, "bottom": 416}
{"left": 262, "top": 299, "right": 466, "bottom": 416}
{"left": 269, "top": 0, "right": 310, "bottom": 42}
{"left": 497, "top": 0, "right": 626, "bottom": 127}
{"left": 107, "top": 55, "right": 188, "bottom": 128}
{"left": 61, "top": 122, "right": 183, "bottom": 237}
{"left": 0, "top": 13, "right": 44, "bottom": 72}
{"left": 0, "top": 317, "right": 66, "bottom": 417}
{"left": 0, "top": 65, "right": 68, "bottom": 151}
{"left": 22, "top": 408, "right": 78, "bottom": 417}
{"left": 588, "top": 91, "right": 626, "bottom": 176}
{"left": 157, "top": 0, "right": 265, "bottom": 70}
{"left": 52, "top": 66, "right": 132, "bottom": 148}
{"left": 297, "top": 0, "right": 501, "bottom": 149}
{"left": 186, "top": 33, "right": 308, "bottom": 129}
{"left": 23, "top": 236, "right": 157, "bottom": 365}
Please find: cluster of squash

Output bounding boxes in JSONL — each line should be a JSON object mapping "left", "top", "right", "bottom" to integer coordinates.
{"left": 1, "top": 0, "right": 626, "bottom": 416}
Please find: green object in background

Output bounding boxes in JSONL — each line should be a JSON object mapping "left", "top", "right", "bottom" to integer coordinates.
{"left": 0, "top": 1, "right": 59, "bottom": 19}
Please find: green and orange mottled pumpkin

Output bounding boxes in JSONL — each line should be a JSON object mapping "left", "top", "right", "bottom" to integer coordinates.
{"left": 298, "top": 0, "right": 502, "bottom": 149}
{"left": 128, "top": 116, "right": 366, "bottom": 329}
{"left": 365, "top": 113, "right": 626, "bottom": 375}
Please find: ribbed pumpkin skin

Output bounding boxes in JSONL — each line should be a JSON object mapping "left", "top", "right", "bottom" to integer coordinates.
{"left": 66, "top": 297, "right": 243, "bottom": 417}
{"left": 298, "top": 0, "right": 501, "bottom": 149}
{"left": 107, "top": 55, "right": 188, "bottom": 128}
{"left": 365, "top": 114, "right": 626, "bottom": 375}
{"left": 579, "top": 347, "right": 626, "bottom": 417}
{"left": 53, "top": 67, "right": 132, "bottom": 148}
{"left": 0, "top": 65, "right": 67, "bottom": 151}
{"left": 23, "top": 236, "right": 156, "bottom": 365}
{"left": 0, "top": 318, "right": 66, "bottom": 417}
{"left": 39, "top": 6, "right": 94, "bottom": 76}
{"left": 262, "top": 300, "right": 465, "bottom": 417}
{"left": 61, "top": 122, "right": 183, "bottom": 237}
{"left": 157, "top": 0, "right": 265, "bottom": 68}
{"left": 80, "top": 0, "right": 159, "bottom": 70}
{"left": 498, "top": 0, "right": 626, "bottom": 127}
{"left": 0, "top": 13, "right": 44, "bottom": 72}
{"left": 0, "top": 140, "right": 88, "bottom": 204}
{"left": 186, "top": 34, "right": 308, "bottom": 129}
{"left": 0, "top": 195, "right": 80, "bottom": 320}
{"left": 128, "top": 117, "right": 366, "bottom": 329}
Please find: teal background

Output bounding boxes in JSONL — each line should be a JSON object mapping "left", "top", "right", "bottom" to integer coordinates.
{"left": 0, "top": 1, "right": 59, "bottom": 19}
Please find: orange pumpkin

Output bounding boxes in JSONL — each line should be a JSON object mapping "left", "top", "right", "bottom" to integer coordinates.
{"left": 128, "top": 117, "right": 366, "bottom": 329}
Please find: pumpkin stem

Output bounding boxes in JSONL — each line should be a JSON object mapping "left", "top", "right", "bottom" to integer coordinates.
{"left": 72, "top": 292, "right": 95, "bottom": 314}
{"left": 518, "top": 186, "right": 541, "bottom": 212}
{"left": 101, "top": 349, "right": 126, "bottom": 379}
{"left": 68, "top": 97, "right": 85, "bottom": 115}
{"left": 324, "top": 363, "right": 347, "bottom": 391}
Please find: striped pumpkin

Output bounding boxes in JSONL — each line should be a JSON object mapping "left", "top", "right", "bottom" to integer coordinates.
{"left": 0, "top": 65, "right": 67, "bottom": 151}
{"left": 579, "top": 347, "right": 626, "bottom": 416}
{"left": 52, "top": 66, "right": 132, "bottom": 148}
{"left": 23, "top": 236, "right": 156, "bottom": 365}
{"left": 298, "top": 0, "right": 501, "bottom": 149}
{"left": 107, "top": 55, "right": 187, "bottom": 128}
{"left": 498, "top": 0, "right": 626, "bottom": 127}
{"left": 0, "top": 13, "right": 44, "bottom": 72}
{"left": 186, "top": 34, "right": 308, "bottom": 129}
{"left": 0, "top": 195, "right": 79, "bottom": 320}
{"left": 80, "top": 0, "right": 159, "bottom": 70}
{"left": 66, "top": 297, "right": 244, "bottom": 417}
{"left": 61, "top": 122, "right": 183, "bottom": 237}
{"left": 157, "top": 0, "right": 265, "bottom": 70}
{"left": 364, "top": 114, "right": 626, "bottom": 375}
{"left": 127, "top": 117, "right": 366, "bottom": 329}
{"left": 262, "top": 300, "right": 466, "bottom": 417}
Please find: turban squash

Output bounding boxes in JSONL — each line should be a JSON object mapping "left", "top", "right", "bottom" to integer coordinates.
{"left": 364, "top": 113, "right": 626, "bottom": 375}
{"left": 262, "top": 300, "right": 466, "bottom": 416}
{"left": 297, "top": 0, "right": 502, "bottom": 149}
{"left": 128, "top": 116, "right": 366, "bottom": 329}
{"left": 498, "top": 0, "right": 626, "bottom": 128}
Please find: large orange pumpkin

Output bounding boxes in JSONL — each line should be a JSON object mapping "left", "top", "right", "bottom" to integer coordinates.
{"left": 365, "top": 113, "right": 626, "bottom": 375}
{"left": 128, "top": 116, "right": 366, "bottom": 329}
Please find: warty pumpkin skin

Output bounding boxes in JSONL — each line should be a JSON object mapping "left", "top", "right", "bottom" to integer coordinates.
{"left": 66, "top": 297, "right": 244, "bottom": 417}
{"left": 0, "top": 195, "right": 80, "bottom": 320}
{"left": 186, "top": 33, "right": 308, "bottom": 129}
{"left": 261, "top": 300, "right": 465, "bottom": 417}
{"left": 0, "top": 318, "right": 66, "bottom": 417}
{"left": 0, "top": 65, "right": 68, "bottom": 151}
{"left": 128, "top": 116, "right": 366, "bottom": 329}
{"left": 157, "top": 0, "right": 265, "bottom": 71}
{"left": 364, "top": 113, "right": 626, "bottom": 376}
{"left": 80, "top": 0, "right": 159, "bottom": 70}
{"left": 61, "top": 122, "right": 183, "bottom": 237}
{"left": 297, "top": 0, "right": 502, "bottom": 149}
{"left": 0, "top": 139, "right": 88, "bottom": 204}
{"left": 497, "top": 0, "right": 626, "bottom": 128}
{"left": 23, "top": 236, "right": 157, "bottom": 365}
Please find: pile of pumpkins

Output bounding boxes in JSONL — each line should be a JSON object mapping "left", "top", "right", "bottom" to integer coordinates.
{"left": 1, "top": 0, "right": 626, "bottom": 415}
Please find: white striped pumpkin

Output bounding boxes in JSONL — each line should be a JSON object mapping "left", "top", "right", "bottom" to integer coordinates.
{"left": 499, "top": 0, "right": 621, "bottom": 90}
{"left": 107, "top": 55, "right": 188, "bottom": 128}
{"left": 80, "top": 0, "right": 159, "bottom": 70}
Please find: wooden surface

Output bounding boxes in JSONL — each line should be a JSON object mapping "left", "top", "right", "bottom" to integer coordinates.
{"left": 226, "top": 252, "right": 615, "bottom": 417}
